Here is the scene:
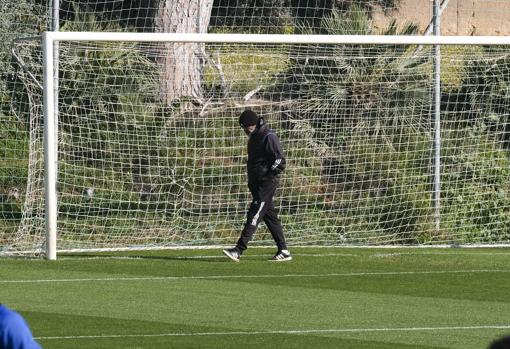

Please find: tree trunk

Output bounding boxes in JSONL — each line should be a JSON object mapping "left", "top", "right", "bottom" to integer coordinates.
{"left": 154, "top": 0, "right": 213, "bottom": 105}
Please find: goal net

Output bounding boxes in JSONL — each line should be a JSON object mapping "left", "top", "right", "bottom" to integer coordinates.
{"left": 6, "top": 31, "right": 510, "bottom": 257}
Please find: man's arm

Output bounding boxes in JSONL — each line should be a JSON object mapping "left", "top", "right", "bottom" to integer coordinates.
{"left": 264, "top": 132, "right": 286, "bottom": 175}
{"left": 0, "top": 310, "right": 42, "bottom": 349}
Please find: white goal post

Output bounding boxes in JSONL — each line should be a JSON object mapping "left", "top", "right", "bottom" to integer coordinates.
{"left": 43, "top": 32, "right": 510, "bottom": 45}
{"left": 35, "top": 32, "right": 510, "bottom": 259}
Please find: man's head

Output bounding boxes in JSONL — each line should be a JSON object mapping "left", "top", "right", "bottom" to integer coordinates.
{"left": 239, "top": 110, "right": 258, "bottom": 135}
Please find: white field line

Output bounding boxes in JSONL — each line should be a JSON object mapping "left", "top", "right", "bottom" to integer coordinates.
{"left": 5, "top": 244, "right": 510, "bottom": 256}
{"left": 369, "top": 252, "right": 510, "bottom": 257}
{"left": 1, "top": 269, "right": 510, "bottom": 284}
{"left": 35, "top": 325, "right": 510, "bottom": 340}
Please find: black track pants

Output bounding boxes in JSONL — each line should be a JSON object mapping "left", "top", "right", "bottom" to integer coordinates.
{"left": 236, "top": 178, "right": 287, "bottom": 252}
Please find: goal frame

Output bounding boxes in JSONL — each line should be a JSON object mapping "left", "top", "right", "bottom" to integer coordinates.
{"left": 42, "top": 32, "right": 510, "bottom": 259}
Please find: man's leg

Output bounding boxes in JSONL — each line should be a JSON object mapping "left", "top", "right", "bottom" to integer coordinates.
{"left": 236, "top": 180, "right": 276, "bottom": 253}
{"left": 263, "top": 202, "right": 288, "bottom": 251}
{"left": 236, "top": 199, "right": 269, "bottom": 252}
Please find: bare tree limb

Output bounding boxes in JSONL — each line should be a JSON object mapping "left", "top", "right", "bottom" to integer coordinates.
{"left": 243, "top": 85, "right": 264, "bottom": 102}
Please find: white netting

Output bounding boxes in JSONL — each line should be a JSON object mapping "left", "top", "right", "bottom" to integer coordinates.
{"left": 6, "top": 30, "right": 510, "bottom": 255}
{"left": 56, "top": 1, "right": 401, "bottom": 34}
{"left": 52, "top": 1, "right": 510, "bottom": 36}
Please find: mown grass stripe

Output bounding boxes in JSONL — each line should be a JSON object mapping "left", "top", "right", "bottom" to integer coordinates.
{"left": 54, "top": 251, "right": 510, "bottom": 261}
{"left": 2, "top": 269, "right": 510, "bottom": 283}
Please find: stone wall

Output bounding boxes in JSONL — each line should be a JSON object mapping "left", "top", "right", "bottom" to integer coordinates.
{"left": 372, "top": 0, "right": 510, "bottom": 35}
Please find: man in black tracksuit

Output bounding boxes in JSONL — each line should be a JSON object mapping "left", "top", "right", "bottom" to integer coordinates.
{"left": 223, "top": 110, "right": 292, "bottom": 262}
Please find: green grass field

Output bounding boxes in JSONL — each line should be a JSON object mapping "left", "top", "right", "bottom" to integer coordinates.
{"left": 1, "top": 247, "right": 510, "bottom": 349}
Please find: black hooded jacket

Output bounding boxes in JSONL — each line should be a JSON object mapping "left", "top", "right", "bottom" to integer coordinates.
{"left": 246, "top": 120, "right": 286, "bottom": 183}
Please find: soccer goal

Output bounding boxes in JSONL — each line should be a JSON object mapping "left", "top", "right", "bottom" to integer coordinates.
{"left": 7, "top": 32, "right": 510, "bottom": 259}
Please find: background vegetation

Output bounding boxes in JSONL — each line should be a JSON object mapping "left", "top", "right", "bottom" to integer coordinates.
{"left": 2, "top": 1, "right": 510, "bottom": 249}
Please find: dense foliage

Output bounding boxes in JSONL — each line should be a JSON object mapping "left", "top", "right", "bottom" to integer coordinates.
{"left": 2, "top": 2, "right": 510, "bottom": 247}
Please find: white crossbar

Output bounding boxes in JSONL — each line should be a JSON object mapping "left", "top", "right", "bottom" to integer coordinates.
{"left": 44, "top": 32, "right": 510, "bottom": 46}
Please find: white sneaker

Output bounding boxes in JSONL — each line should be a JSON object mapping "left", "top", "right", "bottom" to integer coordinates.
{"left": 223, "top": 248, "right": 240, "bottom": 262}
{"left": 269, "top": 250, "right": 292, "bottom": 262}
